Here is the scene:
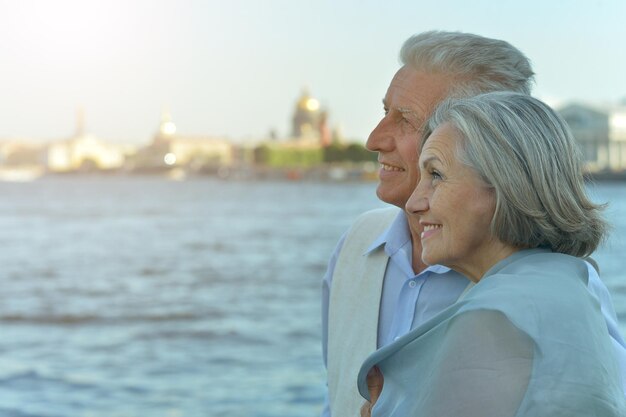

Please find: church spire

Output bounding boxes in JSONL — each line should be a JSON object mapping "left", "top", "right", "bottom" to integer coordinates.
{"left": 159, "top": 107, "right": 177, "bottom": 136}
{"left": 75, "top": 106, "right": 85, "bottom": 137}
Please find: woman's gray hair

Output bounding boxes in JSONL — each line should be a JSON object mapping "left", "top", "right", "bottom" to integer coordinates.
{"left": 401, "top": 31, "right": 535, "bottom": 97}
{"left": 424, "top": 92, "right": 608, "bottom": 257}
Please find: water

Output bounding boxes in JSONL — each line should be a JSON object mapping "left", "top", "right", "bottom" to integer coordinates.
{"left": 0, "top": 177, "right": 624, "bottom": 417}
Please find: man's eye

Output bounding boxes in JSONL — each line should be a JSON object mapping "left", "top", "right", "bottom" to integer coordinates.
{"left": 400, "top": 117, "right": 417, "bottom": 131}
{"left": 431, "top": 170, "right": 442, "bottom": 180}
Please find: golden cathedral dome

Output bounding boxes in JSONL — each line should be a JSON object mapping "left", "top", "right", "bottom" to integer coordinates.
{"left": 292, "top": 88, "right": 323, "bottom": 138}
{"left": 296, "top": 89, "right": 320, "bottom": 112}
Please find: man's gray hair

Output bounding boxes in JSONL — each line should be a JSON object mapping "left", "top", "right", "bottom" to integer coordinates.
{"left": 401, "top": 31, "right": 535, "bottom": 97}
{"left": 424, "top": 92, "right": 607, "bottom": 257}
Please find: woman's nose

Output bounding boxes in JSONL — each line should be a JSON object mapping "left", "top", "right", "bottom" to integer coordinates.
{"left": 406, "top": 182, "right": 428, "bottom": 214}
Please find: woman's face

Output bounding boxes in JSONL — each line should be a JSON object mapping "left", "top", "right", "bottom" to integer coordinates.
{"left": 406, "top": 123, "right": 513, "bottom": 281}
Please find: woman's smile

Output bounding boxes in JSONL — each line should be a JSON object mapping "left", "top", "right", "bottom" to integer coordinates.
{"left": 420, "top": 224, "right": 442, "bottom": 239}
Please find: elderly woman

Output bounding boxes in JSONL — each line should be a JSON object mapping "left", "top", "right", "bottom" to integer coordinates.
{"left": 357, "top": 92, "right": 626, "bottom": 416}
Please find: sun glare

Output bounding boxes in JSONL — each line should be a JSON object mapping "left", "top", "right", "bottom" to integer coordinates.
{"left": 305, "top": 98, "right": 320, "bottom": 112}
{"left": 164, "top": 153, "right": 177, "bottom": 165}
{"left": 162, "top": 121, "right": 177, "bottom": 135}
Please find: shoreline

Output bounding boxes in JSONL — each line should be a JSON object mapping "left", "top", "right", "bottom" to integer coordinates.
{"left": 2, "top": 164, "right": 626, "bottom": 183}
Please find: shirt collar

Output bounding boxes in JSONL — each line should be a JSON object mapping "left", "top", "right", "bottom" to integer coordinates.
{"left": 364, "top": 210, "right": 409, "bottom": 255}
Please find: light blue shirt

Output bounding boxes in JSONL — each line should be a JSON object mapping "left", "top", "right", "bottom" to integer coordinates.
{"left": 363, "top": 212, "right": 469, "bottom": 348}
{"left": 321, "top": 211, "right": 626, "bottom": 417}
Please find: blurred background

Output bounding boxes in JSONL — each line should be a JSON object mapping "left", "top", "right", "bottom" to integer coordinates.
{"left": 0, "top": 1, "right": 625, "bottom": 416}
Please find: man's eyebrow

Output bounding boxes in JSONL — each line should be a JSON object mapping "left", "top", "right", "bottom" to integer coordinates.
{"left": 380, "top": 99, "right": 417, "bottom": 115}
{"left": 397, "top": 107, "right": 416, "bottom": 115}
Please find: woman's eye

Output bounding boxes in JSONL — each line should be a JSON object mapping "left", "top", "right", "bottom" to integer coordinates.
{"left": 431, "top": 170, "right": 442, "bottom": 180}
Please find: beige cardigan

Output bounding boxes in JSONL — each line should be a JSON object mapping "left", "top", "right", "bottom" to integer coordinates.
{"left": 327, "top": 207, "right": 399, "bottom": 417}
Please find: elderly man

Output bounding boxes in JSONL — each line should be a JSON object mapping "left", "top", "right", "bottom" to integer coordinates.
{"left": 321, "top": 30, "right": 626, "bottom": 417}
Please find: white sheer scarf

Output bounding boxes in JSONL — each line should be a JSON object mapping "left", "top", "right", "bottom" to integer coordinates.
{"left": 357, "top": 250, "right": 625, "bottom": 417}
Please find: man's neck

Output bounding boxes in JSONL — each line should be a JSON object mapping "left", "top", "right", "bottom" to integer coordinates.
{"left": 409, "top": 225, "right": 429, "bottom": 274}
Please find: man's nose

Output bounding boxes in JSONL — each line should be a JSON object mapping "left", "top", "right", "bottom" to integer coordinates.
{"left": 366, "top": 118, "right": 394, "bottom": 152}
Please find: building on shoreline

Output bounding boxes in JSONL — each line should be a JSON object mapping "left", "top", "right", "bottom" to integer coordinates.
{"left": 0, "top": 140, "right": 47, "bottom": 181}
{"left": 290, "top": 88, "right": 332, "bottom": 147}
{"left": 41, "top": 108, "right": 136, "bottom": 174}
{"left": 130, "top": 110, "right": 233, "bottom": 174}
{"left": 559, "top": 102, "right": 626, "bottom": 173}
{"left": 47, "top": 135, "right": 135, "bottom": 173}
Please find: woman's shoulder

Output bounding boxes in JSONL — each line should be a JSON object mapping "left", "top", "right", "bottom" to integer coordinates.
{"left": 466, "top": 250, "right": 589, "bottom": 301}
{"left": 458, "top": 250, "right": 601, "bottom": 338}
{"left": 487, "top": 249, "right": 587, "bottom": 281}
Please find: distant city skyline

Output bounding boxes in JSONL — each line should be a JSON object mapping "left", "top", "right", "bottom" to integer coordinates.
{"left": 1, "top": 0, "right": 625, "bottom": 144}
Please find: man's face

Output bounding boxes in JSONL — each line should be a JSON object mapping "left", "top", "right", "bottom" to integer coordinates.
{"left": 366, "top": 66, "right": 454, "bottom": 208}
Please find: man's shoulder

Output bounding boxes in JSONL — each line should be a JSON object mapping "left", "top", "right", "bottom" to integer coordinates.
{"left": 338, "top": 206, "right": 402, "bottom": 256}
{"left": 351, "top": 206, "right": 401, "bottom": 230}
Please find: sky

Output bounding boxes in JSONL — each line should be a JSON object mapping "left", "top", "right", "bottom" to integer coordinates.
{"left": 1, "top": 0, "right": 625, "bottom": 144}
